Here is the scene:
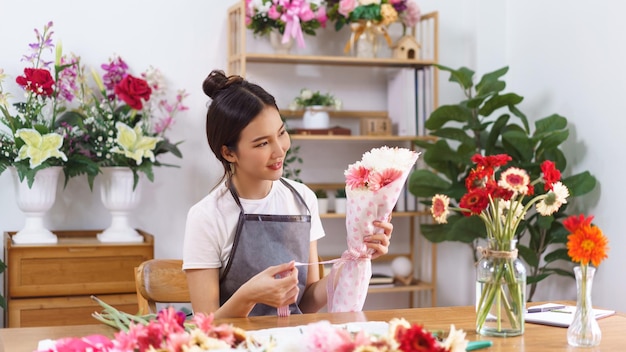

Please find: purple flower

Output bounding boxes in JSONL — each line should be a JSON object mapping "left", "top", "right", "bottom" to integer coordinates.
{"left": 101, "top": 56, "right": 129, "bottom": 94}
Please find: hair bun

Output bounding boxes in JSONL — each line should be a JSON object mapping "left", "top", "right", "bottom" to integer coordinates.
{"left": 202, "top": 70, "right": 228, "bottom": 99}
{"left": 202, "top": 69, "right": 244, "bottom": 99}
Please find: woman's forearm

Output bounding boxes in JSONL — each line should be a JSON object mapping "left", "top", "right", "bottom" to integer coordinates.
{"left": 299, "top": 275, "right": 329, "bottom": 313}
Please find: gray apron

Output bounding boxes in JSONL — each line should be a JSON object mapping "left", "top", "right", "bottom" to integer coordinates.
{"left": 219, "top": 178, "right": 311, "bottom": 316}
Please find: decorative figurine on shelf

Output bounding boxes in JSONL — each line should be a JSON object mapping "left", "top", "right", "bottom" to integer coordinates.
{"left": 392, "top": 35, "right": 421, "bottom": 60}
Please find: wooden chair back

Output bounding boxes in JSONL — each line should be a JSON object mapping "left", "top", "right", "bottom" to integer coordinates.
{"left": 134, "top": 259, "right": 190, "bottom": 315}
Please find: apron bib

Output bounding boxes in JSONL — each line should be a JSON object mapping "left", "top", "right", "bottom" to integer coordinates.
{"left": 219, "top": 178, "right": 311, "bottom": 316}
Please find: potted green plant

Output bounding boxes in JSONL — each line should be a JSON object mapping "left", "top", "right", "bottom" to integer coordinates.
{"left": 290, "top": 88, "right": 342, "bottom": 129}
{"left": 314, "top": 189, "right": 329, "bottom": 214}
{"left": 409, "top": 65, "right": 597, "bottom": 301}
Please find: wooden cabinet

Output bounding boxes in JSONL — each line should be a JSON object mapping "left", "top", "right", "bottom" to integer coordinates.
{"left": 226, "top": 1, "right": 438, "bottom": 307}
{"left": 4, "top": 230, "right": 154, "bottom": 327}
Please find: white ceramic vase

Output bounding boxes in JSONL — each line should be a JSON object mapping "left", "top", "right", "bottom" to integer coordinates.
{"left": 334, "top": 198, "right": 347, "bottom": 214}
{"left": 98, "top": 167, "right": 144, "bottom": 243}
{"left": 317, "top": 198, "right": 329, "bottom": 215}
{"left": 303, "top": 106, "right": 330, "bottom": 129}
{"left": 11, "top": 166, "right": 61, "bottom": 244}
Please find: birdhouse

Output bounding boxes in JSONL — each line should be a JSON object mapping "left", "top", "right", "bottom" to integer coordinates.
{"left": 392, "top": 35, "right": 421, "bottom": 60}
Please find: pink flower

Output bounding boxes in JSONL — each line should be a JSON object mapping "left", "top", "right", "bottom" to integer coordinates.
{"left": 338, "top": 0, "right": 358, "bottom": 17}
{"left": 401, "top": 0, "right": 421, "bottom": 28}
{"left": 316, "top": 6, "right": 328, "bottom": 27}
{"left": 299, "top": 7, "right": 315, "bottom": 22}
{"left": 47, "top": 335, "right": 113, "bottom": 352}
{"left": 345, "top": 163, "right": 370, "bottom": 190}
{"left": 304, "top": 321, "right": 358, "bottom": 351}
{"left": 268, "top": 5, "right": 281, "bottom": 20}
{"left": 190, "top": 312, "right": 216, "bottom": 332}
{"left": 368, "top": 168, "right": 402, "bottom": 191}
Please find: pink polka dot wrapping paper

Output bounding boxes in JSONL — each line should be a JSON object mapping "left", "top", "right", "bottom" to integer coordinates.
{"left": 327, "top": 146, "right": 420, "bottom": 312}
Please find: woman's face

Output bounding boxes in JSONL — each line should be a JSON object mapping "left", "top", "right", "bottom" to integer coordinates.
{"left": 227, "top": 106, "right": 291, "bottom": 185}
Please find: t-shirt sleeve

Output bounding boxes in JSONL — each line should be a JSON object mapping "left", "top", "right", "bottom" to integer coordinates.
{"left": 182, "top": 201, "right": 224, "bottom": 270}
{"left": 301, "top": 185, "right": 326, "bottom": 242}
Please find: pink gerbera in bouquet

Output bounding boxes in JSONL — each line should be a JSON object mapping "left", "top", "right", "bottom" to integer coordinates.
{"left": 327, "top": 146, "right": 419, "bottom": 312}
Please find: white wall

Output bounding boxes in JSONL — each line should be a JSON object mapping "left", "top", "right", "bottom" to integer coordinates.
{"left": 1, "top": 0, "right": 624, "bottom": 319}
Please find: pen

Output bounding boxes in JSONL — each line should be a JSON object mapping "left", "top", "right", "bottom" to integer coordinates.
{"left": 466, "top": 340, "right": 493, "bottom": 351}
{"left": 527, "top": 305, "right": 566, "bottom": 313}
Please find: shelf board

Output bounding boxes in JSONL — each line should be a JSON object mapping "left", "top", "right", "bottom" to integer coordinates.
{"left": 290, "top": 134, "right": 434, "bottom": 142}
{"left": 281, "top": 110, "right": 388, "bottom": 119}
{"left": 368, "top": 280, "right": 434, "bottom": 294}
{"left": 237, "top": 53, "right": 437, "bottom": 69}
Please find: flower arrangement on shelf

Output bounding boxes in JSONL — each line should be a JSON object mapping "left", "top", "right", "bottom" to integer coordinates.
{"left": 71, "top": 54, "right": 189, "bottom": 188}
{"left": 564, "top": 214, "right": 609, "bottom": 347}
{"left": 430, "top": 153, "right": 570, "bottom": 335}
{"left": 327, "top": 0, "right": 421, "bottom": 30}
{"left": 0, "top": 21, "right": 100, "bottom": 187}
{"left": 326, "top": 0, "right": 421, "bottom": 55}
{"left": 289, "top": 88, "right": 342, "bottom": 110}
{"left": 36, "top": 296, "right": 469, "bottom": 352}
{"left": 245, "top": 0, "right": 328, "bottom": 48}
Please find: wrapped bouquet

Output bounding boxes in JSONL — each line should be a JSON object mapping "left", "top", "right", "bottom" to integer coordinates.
{"left": 327, "top": 146, "right": 419, "bottom": 312}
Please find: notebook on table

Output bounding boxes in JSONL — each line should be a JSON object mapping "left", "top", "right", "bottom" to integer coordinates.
{"left": 525, "top": 303, "right": 616, "bottom": 328}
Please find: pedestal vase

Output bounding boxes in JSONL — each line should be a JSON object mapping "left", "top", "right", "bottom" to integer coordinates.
{"left": 98, "top": 167, "right": 143, "bottom": 243}
{"left": 11, "top": 166, "right": 61, "bottom": 244}
{"left": 567, "top": 265, "right": 601, "bottom": 347}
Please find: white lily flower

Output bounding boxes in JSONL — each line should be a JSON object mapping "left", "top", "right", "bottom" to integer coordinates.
{"left": 14, "top": 128, "right": 67, "bottom": 168}
{"left": 111, "top": 122, "right": 161, "bottom": 165}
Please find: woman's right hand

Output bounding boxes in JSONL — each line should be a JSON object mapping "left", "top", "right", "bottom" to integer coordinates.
{"left": 242, "top": 261, "right": 300, "bottom": 308}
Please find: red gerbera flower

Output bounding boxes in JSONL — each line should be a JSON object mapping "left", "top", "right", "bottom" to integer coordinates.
{"left": 471, "top": 153, "right": 512, "bottom": 168}
{"left": 563, "top": 214, "right": 594, "bottom": 233}
{"left": 541, "top": 160, "right": 561, "bottom": 191}
{"left": 396, "top": 323, "right": 439, "bottom": 352}
{"left": 459, "top": 188, "right": 490, "bottom": 215}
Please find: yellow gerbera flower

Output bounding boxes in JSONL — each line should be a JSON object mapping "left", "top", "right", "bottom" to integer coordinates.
{"left": 111, "top": 122, "right": 161, "bottom": 165}
{"left": 14, "top": 128, "right": 67, "bottom": 168}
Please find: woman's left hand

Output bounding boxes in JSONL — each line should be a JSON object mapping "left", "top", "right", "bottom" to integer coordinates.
{"left": 365, "top": 219, "right": 393, "bottom": 260}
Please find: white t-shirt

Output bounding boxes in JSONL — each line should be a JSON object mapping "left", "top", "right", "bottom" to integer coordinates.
{"left": 182, "top": 178, "right": 325, "bottom": 272}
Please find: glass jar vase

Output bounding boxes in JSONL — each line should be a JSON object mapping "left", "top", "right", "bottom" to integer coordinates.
{"left": 567, "top": 265, "right": 601, "bottom": 347}
{"left": 475, "top": 239, "right": 526, "bottom": 337}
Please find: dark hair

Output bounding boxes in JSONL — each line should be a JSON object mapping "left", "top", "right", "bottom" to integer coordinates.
{"left": 202, "top": 69, "right": 279, "bottom": 183}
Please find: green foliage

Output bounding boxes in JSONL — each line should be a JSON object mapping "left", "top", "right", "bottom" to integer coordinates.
{"left": 335, "top": 188, "right": 346, "bottom": 198}
{"left": 283, "top": 144, "right": 303, "bottom": 183}
{"left": 409, "top": 65, "right": 597, "bottom": 301}
{"left": 314, "top": 189, "right": 328, "bottom": 198}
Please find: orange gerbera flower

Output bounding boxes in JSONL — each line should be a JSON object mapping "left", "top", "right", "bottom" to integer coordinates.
{"left": 566, "top": 218, "right": 609, "bottom": 267}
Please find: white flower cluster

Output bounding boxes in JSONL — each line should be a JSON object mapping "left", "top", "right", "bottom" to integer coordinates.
{"left": 360, "top": 146, "right": 420, "bottom": 173}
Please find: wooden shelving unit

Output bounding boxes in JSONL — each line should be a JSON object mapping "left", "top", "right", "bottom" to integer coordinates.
{"left": 227, "top": 0, "right": 439, "bottom": 308}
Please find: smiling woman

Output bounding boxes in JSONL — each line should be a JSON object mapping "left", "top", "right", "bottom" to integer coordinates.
{"left": 182, "top": 69, "right": 394, "bottom": 319}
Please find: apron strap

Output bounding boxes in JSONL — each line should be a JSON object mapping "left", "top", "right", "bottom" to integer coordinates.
{"left": 221, "top": 181, "right": 245, "bottom": 282}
